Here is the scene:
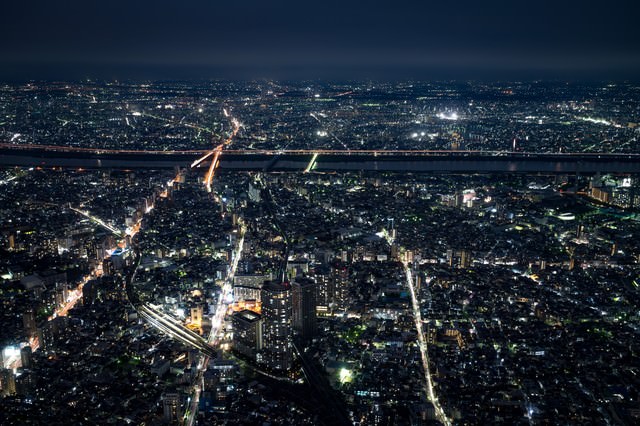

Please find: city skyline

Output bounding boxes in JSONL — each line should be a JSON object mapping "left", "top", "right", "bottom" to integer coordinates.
{"left": 1, "top": 1, "right": 640, "bottom": 425}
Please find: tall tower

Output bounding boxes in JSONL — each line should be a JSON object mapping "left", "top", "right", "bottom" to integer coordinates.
{"left": 292, "top": 277, "right": 317, "bottom": 342}
{"left": 260, "top": 280, "right": 292, "bottom": 372}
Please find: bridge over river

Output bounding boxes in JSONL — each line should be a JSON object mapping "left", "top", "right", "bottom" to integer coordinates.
{"left": 2, "top": 145, "right": 640, "bottom": 174}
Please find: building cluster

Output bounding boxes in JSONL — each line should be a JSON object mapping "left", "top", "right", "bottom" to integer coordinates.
{"left": 2, "top": 81, "right": 640, "bottom": 153}
{"left": 1, "top": 157, "right": 639, "bottom": 424}
{"left": 219, "top": 171, "right": 640, "bottom": 424}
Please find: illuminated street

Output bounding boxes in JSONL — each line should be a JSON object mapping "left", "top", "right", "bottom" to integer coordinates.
{"left": 69, "top": 206, "right": 124, "bottom": 237}
{"left": 403, "top": 264, "right": 451, "bottom": 426}
{"left": 184, "top": 221, "right": 245, "bottom": 426}
{"left": 383, "top": 230, "right": 451, "bottom": 425}
{"left": 202, "top": 117, "right": 241, "bottom": 192}
{"left": 51, "top": 198, "right": 157, "bottom": 322}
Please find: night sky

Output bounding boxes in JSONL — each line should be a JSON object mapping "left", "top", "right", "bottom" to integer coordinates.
{"left": 1, "top": 0, "right": 639, "bottom": 80}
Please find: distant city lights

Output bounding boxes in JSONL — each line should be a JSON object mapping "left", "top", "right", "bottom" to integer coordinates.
{"left": 437, "top": 112, "right": 459, "bottom": 121}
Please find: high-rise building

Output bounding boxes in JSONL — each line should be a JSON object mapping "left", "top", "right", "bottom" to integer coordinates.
{"left": 590, "top": 186, "right": 611, "bottom": 203}
{"left": 162, "top": 392, "right": 182, "bottom": 424}
{"left": 292, "top": 277, "right": 317, "bottom": 342}
{"left": 20, "top": 347, "right": 32, "bottom": 369}
{"left": 331, "top": 262, "right": 350, "bottom": 313}
{"left": 15, "top": 369, "right": 35, "bottom": 396}
{"left": 22, "top": 308, "right": 37, "bottom": 338}
{"left": 447, "top": 249, "right": 471, "bottom": 268}
{"left": 248, "top": 182, "right": 261, "bottom": 202}
{"left": 460, "top": 250, "right": 471, "bottom": 269}
{"left": 0, "top": 369, "right": 16, "bottom": 396}
{"left": 259, "top": 280, "right": 292, "bottom": 371}
{"left": 231, "top": 310, "right": 263, "bottom": 361}
{"left": 313, "top": 266, "right": 333, "bottom": 315}
{"left": 233, "top": 274, "right": 270, "bottom": 302}
{"left": 38, "top": 316, "right": 69, "bottom": 350}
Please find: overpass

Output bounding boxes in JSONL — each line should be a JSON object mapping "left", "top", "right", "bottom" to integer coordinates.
{"left": 2, "top": 144, "right": 640, "bottom": 174}
{"left": 125, "top": 251, "right": 217, "bottom": 358}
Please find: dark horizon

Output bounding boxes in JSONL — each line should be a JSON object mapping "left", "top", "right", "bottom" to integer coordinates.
{"left": 2, "top": 0, "right": 639, "bottom": 81}
{"left": 3, "top": 61, "right": 640, "bottom": 84}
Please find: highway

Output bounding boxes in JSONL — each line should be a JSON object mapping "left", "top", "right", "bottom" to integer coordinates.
{"left": 49, "top": 204, "right": 135, "bottom": 321}
{"left": 139, "top": 304, "right": 216, "bottom": 357}
{"left": 120, "top": 172, "right": 220, "bottom": 360}
{"left": 209, "top": 221, "right": 245, "bottom": 346}
{"left": 112, "top": 156, "right": 246, "bottom": 424}
{"left": 69, "top": 206, "right": 125, "bottom": 237}
{"left": 3, "top": 144, "right": 640, "bottom": 174}
{"left": 404, "top": 265, "right": 451, "bottom": 426}
{"left": 125, "top": 255, "right": 219, "bottom": 360}
{"left": 203, "top": 118, "right": 241, "bottom": 191}
{"left": 183, "top": 221, "right": 246, "bottom": 426}
{"left": 185, "top": 115, "right": 245, "bottom": 425}
{"left": 191, "top": 111, "right": 241, "bottom": 192}
{"left": 49, "top": 282, "right": 85, "bottom": 320}
{"left": 383, "top": 230, "right": 451, "bottom": 426}
{"left": 3, "top": 142, "right": 640, "bottom": 159}
{"left": 125, "top": 260, "right": 219, "bottom": 358}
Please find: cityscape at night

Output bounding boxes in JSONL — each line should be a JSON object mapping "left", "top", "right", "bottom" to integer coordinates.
{"left": 1, "top": 1, "right": 640, "bottom": 425}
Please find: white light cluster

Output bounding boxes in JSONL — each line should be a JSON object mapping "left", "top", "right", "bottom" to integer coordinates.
{"left": 437, "top": 112, "right": 459, "bottom": 121}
